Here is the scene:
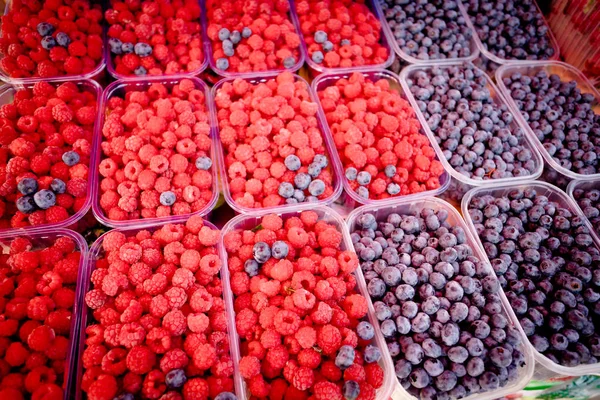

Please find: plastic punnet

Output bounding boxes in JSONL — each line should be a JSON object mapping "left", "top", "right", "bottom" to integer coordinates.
{"left": 461, "top": 180, "right": 600, "bottom": 376}
{"left": 0, "top": 78, "right": 102, "bottom": 234}
{"left": 495, "top": 61, "right": 600, "bottom": 182}
{"left": 0, "top": 227, "right": 89, "bottom": 400}
{"left": 289, "top": 0, "right": 395, "bottom": 76}
{"left": 202, "top": 0, "right": 306, "bottom": 78}
{"left": 75, "top": 219, "right": 231, "bottom": 400}
{"left": 398, "top": 62, "right": 544, "bottom": 203}
{"left": 104, "top": 0, "right": 209, "bottom": 81}
{"left": 0, "top": 0, "right": 106, "bottom": 84}
{"left": 311, "top": 68, "right": 451, "bottom": 208}
{"left": 347, "top": 198, "right": 534, "bottom": 400}
{"left": 91, "top": 75, "right": 219, "bottom": 228}
{"left": 376, "top": 0, "right": 480, "bottom": 66}
{"left": 212, "top": 73, "right": 342, "bottom": 214}
{"left": 567, "top": 179, "right": 600, "bottom": 240}
{"left": 219, "top": 206, "right": 396, "bottom": 400}
{"left": 457, "top": 0, "right": 560, "bottom": 66}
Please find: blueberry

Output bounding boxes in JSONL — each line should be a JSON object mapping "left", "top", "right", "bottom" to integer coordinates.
{"left": 335, "top": 345, "right": 355, "bottom": 370}
{"left": 218, "top": 28, "right": 230, "bottom": 41}
{"left": 50, "top": 178, "right": 66, "bottom": 194}
{"left": 341, "top": 39, "right": 351, "bottom": 46}
{"left": 357, "top": 186, "right": 369, "bottom": 199}
{"left": 314, "top": 30, "right": 328, "bottom": 44}
{"left": 380, "top": 319, "right": 397, "bottom": 338}
{"left": 216, "top": 58, "right": 229, "bottom": 70}
{"left": 165, "top": 369, "right": 187, "bottom": 389}
{"left": 423, "top": 358, "right": 444, "bottom": 377}
{"left": 37, "top": 22, "right": 54, "bottom": 37}
{"left": 121, "top": 42, "right": 134, "bottom": 54}
{"left": 33, "top": 190, "right": 56, "bottom": 210}
{"left": 214, "top": 393, "right": 237, "bottom": 400}
{"left": 364, "top": 345, "right": 381, "bottom": 363}
{"left": 108, "top": 38, "right": 123, "bottom": 54}
{"left": 17, "top": 178, "right": 38, "bottom": 195}
{"left": 244, "top": 259, "right": 259, "bottom": 277}
{"left": 343, "top": 380, "right": 360, "bottom": 400}
{"left": 230, "top": 30, "right": 241, "bottom": 44}
{"left": 283, "top": 56, "right": 296, "bottom": 68}
{"left": 410, "top": 368, "right": 431, "bottom": 389}
{"left": 308, "top": 179, "right": 325, "bottom": 196}
{"left": 271, "top": 241, "right": 288, "bottom": 259}
{"left": 134, "top": 42, "right": 152, "bottom": 57}
{"left": 62, "top": 151, "right": 80, "bottom": 166}
{"left": 384, "top": 164, "right": 396, "bottom": 178}
{"left": 479, "top": 371, "right": 499, "bottom": 390}
{"left": 322, "top": 41, "right": 333, "bottom": 52}
{"left": 195, "top": 156, "right": 212, "bottom": 170}
{"left": 56, "top": 32, "right": 71, "bottom": 47}
{"left": 278, "top": 182, "right": 294, "bottom": 198}
{"left": 293, "top": 173, "right": 311, "bottom": 190}
{"left": 16, "top": 196, "right": 36, "bottom": 214}
{"left": 312, "top": 51, "right": 324, "bottom": 63}
{"left": 242, "top": 27, "right": 252, "bottom": 38}
{"left": 41, "top": 36, "right": 56, "bottom": 50}
{"left": 411, "top": 312, "right": 431, "bottom": 333}
{"left": 436, "top": 370, "right": 458, "bottom": 392}
{"left": 253, "top": 242, "right": 271, "bottom": 263}
{"left": 160, "top": 191, "right": 176, "bottom": 206}
{"left": 374, "top": 302, "right": 391, "bottom": 321}
{"left": 357, "top": 321, "right": 374, "bottom": 340}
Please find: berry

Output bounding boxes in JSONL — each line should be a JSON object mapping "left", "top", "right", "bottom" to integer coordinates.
{"left": 165, "top": 368, "right": 187, "bottom": 389}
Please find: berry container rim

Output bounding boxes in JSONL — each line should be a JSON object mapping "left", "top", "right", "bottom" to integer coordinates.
{"left": 201, "top": 0, "right": 306, "bottom": 78}
{"left": 218, "top": 205, "right": 396, "bottom": 400}
{"left": 211, "top": 72, "right": 344, "bottom": 214}
{"left": 0, "top": 0, "right": 107, "bottom": 85}
{"left": 311, "top": 68, "right": 453, "bottom": 207}
{"left": 346, "top": 197, "right": 535, "bottom": 400}
{"left": 398, "top": 61, "right": 545, "bottom": 188}
{"left": 494, "top": 60, "right": 600, "bottom": 182}
{"left": 0, "top": 227, "right": 89, "bottom": 400}
{"left": 566, "top": 179, "right": 600, "bottom": 241}
{"left": 376, "top": 0, "right": 480, "bottom": 66}
{"left": 460, "top": 180, "right": 600, "bottom": 376}
{"left": 90, "top": 75, "right": 220, "bottom": 229}
{"left": 456, "top": 0, "right": 561, "bottom": 66}
{"left": 288, "top": 0, "right": 395, "bottom": 76}
{"left": 74, "top": 218, "right": 225, "bottom": 400}
{"left": 103, "top": 0, "right": 209, "bottom": 81}
{"left": 0, "top": 78, "right": 102, "bottom": 235}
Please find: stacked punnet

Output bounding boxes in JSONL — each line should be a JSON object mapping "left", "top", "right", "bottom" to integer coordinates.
{"left": 98, "top": 79, "right": 214, "bottom": 223}
{"left": 0, "top": 233, "right": 83, "bottom": 400}
{"left": 105, "top": 0, "right": 205, "bottom": 77}
{"left": 215, "top": 72, "right": 336, "bottom": 209}
{"left": 81, "top": 218, "right": 235, "bottom": 400}
{"left": 0, "top": 80, "right": 97, "bottom": 229}
{"left": 223, "top": 211, "right": 387, "bottom": 399}
{"left": 0, "top": 0, "right": 104, "bottom": 79}
{"left": 317, "top": 72, "right": 445, "bottom": 201}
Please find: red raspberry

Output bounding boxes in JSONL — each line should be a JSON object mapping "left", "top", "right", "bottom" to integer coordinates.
{"left": 239, "top": 355, "right": 261, "bottom": 379}
{"left": 27, "top": 325, "right": 56, "bottom": 352}
{"left": 291, "top": 366, "right": 314, "bottom": 391}
{"left": 314, "top": 381, "right": 343, "bottom": 400}
{"left": 126, "top": 345, "right": 156, "bottom": 374}
{"left": 159, "top": 348, "right": 188, "bottom": 373}
{"left": 183, "top": 378, "right": 209, "bottom": 400}
{"left": 87, "top": 374, "right": 118, "bottom": 400}
{"left": 162, "top": 310, "right": 186, "bottom": 336}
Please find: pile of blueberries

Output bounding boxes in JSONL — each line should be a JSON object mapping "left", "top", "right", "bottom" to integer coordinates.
{"left": 406, "top": 64, "right": 538, "bottom": 180}
{"left": 468, "top": 187, "right": 600, "bottom": 367}
{"left": 16, "top": 151, "right": 80, "bottom": 214}
{"left": 379, "top": 0, "right": 473, "bottom": 61}
{"left": 37, "top": 22, "right": 72, "bottom": 50}
{"left": 108, "top": 37, "right": 153, "bottom": 75}
{"left": 215, "top": 27, "right": 296, "bottom": 71}
{"left": 353, "top": 208, "right": 525, "bottom": 399}
{"left": 465, "top": 0, "right": 555, "bottom": 60}
{"left": 278, "top": 154, "right": 328, "bottom": 203}
{"left": 502, "top": 71, "right": 600, "bottom": 175}
{"left": 573, "top": 186, "right": 600, "bottom": 232}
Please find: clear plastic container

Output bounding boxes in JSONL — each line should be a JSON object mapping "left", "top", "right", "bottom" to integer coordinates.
{"left": 104, "top": 0, "right": 208, "bottom": 81}
{"left": 311, "top": 68, "right": 451, "bottom": 208}
{"left": 289, "top": 0, "right": 394, "bottom": 77}
{"left": 91, "top": 76, "right": 219, "bottom": 228}
{"left": 457, "top": 0, "right": 560, "bottom": 66}
{"left": 212, "top": 73, "right": 343, "bottom": 214}
{"left": 74, "top": 219, "right": 230, "bottom": 400}
{"left": 202, "top": 0, "right": 306, "bottom": 78}
{"left": 398, "top": 62, "right": 544, "bottom": 204}
{"left": 461, "top": 180, "right": 600, "bottom": 377}
{"left": 219, "top": 206, "right": 396, "bottom": 400}
{"left": 346, "top": 198, "right": 534, "bottom": 400}
{"left": 0, "top": 0, "right": 105, "bottom": 84}
{"left": 0, "top": 227, "right": 89, "bottom": 400}
{"left": 0, "top": 78, "right": 102, "bottom": 234}
{"left": 567, "top": 179, "right": 600, "bottom": 239}
{"left": 495, "top": 61, "right": 600, "bottom": 182}
{"left": 376, "top": 0, "right": 480, "bottom": 66}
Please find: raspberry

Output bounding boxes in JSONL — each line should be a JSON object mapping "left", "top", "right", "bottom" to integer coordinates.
{"left": 295, "top": 326, "right": 317, "bottom": 349}
{"left": 159, "top": 348, "right": 188, "bottom": 373}
{"left": 292, "top": 366, "right": 314, "bottom": 391}
{"left": 87, "top": 374, "right": 118, "bottom": 400}
{"left": 27, "top": 325, "right": 56, "bottom": 352}
{"left": 317, "top": 324, "right": 342, "bottom": 355}
{"left": 192, "top": 343, "right": 217, "bottom": 370}
{"left": 343, "top": 294, "right": 368, "bottom": 319}
{"left": 357, "top": 382, "right": 376, "bottom": 400}
{"left": 274, "top": 310, "right": 301, "bottom": 336}
{"left": 183, "top": 378, "right": 209, "bottom": 400}
{"left": 314, "top": 381, "right": 343, "bottom": 400}
{"left": 162, "top": 310, "right": 186, "bottom": 336}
